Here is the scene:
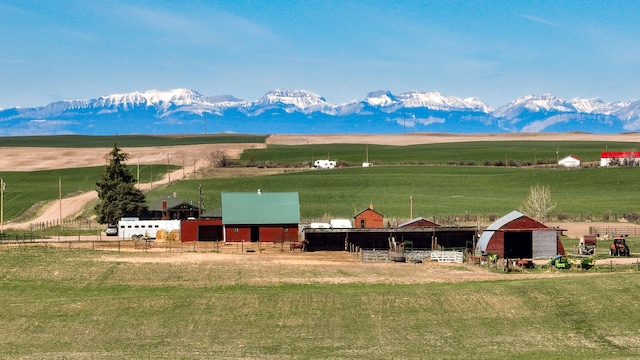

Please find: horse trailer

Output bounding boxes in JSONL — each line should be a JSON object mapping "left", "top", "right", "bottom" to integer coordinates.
{"left": 117, "top": 218, "right": 181, "bottom": 240}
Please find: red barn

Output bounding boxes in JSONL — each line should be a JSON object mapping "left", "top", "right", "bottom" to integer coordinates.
{"left": 222, "top": 192, "right": 300, "bottom": 242}
{"left": 476, "top": 210, "right": 565, "bottom": 258}
{"left": 180, "top": 218, "right": 223, "bottom": 242}
{"left": 354, "top": 203, "right": 384, "bottom": 229}
{"left": 600, "top": 151, "right": 640, "bottom": 166}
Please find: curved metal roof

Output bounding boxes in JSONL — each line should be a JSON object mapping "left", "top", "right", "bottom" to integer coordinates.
{"left": 476, "top": 210, "right": 524, "bottom": 254}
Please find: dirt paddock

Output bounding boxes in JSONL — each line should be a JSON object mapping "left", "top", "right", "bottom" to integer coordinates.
{"left": 4, "top": 236, "right": 634, "bottom": 287}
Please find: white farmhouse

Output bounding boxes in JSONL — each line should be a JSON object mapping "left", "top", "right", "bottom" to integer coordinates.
{"left": 557, "top": 155, "right": 581, "bottom": 168}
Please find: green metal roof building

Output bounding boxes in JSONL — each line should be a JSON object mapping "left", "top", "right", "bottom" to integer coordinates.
{"left": 221, "top": 192, "right": 300, "bottom": 224}
{"left": 221, "top": 191, "right": 300, "bottom": 242}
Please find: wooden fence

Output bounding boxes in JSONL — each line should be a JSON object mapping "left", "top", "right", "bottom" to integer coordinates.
{"left": 590, "top": 226, "right": 640, "bottom": 237}
{"left": 0, "top": 238, "right": 297, "bottom": 254}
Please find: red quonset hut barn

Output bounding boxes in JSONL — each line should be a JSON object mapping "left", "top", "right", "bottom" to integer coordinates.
{"left": 221, "top": 191, "right": 300, "bottom": 242}
{"left": 475, "top": 210, "right": 565, "bottom": 258}
{"left": 354, "top": 203, "right": 385, "bottom": 228}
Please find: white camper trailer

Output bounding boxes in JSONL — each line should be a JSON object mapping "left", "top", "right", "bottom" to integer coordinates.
{"left": 314, "top": 160, "right": 336, "bottom": 169}
{"left": 330, "top": 219, "right": 353, "bottom": 229}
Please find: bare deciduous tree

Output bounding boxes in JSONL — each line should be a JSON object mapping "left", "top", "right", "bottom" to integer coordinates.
{"left": 520, "top": 184, "right": 556, "bottom": 222}
{"left": 206, "top": 150, "right": 229, "bottom": 168}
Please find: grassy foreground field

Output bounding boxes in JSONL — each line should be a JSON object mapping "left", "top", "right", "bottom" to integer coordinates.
{"left": 1, "top": 247, "right": 639, "bottom": 359}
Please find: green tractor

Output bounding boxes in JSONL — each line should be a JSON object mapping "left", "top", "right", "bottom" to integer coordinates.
{"left": 548, "top": 255, "right": 571, "bottom": 269}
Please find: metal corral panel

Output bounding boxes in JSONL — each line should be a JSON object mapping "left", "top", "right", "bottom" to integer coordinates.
{"left": 532, "top": 230, "right": 558, "bottom": 258}
{"left": 222, "top": 192, "right": 300, "bottom": 225}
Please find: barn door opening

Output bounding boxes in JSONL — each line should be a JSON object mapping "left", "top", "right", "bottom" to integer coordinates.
{"left": 250, "top": 226, "right": 260, "bottom": 242}
{"left": 198, "top": 225, "right": 223, "bottom": 241}
{"left": 504, "top": 232, "right": 533, "bottom": 258}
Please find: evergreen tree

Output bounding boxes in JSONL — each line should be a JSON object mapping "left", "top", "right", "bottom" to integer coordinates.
{"left": 95, "top": 144, "right": 148, "bottom": 225}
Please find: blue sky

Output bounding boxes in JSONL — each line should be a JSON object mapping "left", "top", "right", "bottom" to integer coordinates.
{"left": 2, "top": 0, "right": 640, "bottom": 109}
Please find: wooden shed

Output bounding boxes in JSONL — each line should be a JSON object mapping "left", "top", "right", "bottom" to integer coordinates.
{"left": 354, "top": 203, "right": 384, "bottom": 229}
{"left": 557, "top": 155, "right": 581, "bottom": 168}
{"left": 303, "top": 226, "right": 476, "bottom": 252}
{"left": 398, "top": 217, "right": 440, "bottom": 228}
{"left": 476, "top": 210, "right": 565, "bottom": 258}
{"left": 180, "top": 218, "right": 223, "bottom": 242}
{"left": 222, "top": 191, "right": 300, "bottom": 242}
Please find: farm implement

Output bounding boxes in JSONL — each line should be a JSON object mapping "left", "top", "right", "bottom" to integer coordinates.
{"left": 548, "top": 255, "right": 570, "bottom": 269}
{"left": 610, "top": 235, "right": 630, "bottom": 256}
{"left": 548, "top": 255, "right": 595, "bottom": 270}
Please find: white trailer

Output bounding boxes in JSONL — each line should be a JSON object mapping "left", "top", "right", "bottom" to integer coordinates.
{"left": 330, "top": 219, "right": 353, "bottom": 228}
{"left": 314, "top": 159, "right": 336, "bottom": 169}
{"left": 117, "top": 218, "right": 181, "bottom": 240}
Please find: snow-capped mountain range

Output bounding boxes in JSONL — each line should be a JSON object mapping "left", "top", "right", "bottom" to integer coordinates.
{"left": 1, "top": 88, "right": 640, "bottom": 136}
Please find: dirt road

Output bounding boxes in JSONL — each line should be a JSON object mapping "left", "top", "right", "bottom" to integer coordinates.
{"left": 2, "top": 143, "right": 264, "bottom": 230}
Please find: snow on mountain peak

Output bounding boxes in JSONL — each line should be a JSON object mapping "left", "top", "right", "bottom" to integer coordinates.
{"left": 363, "top": 90, "right": 491, "bottom": 112}
{"left": 396, "top": 91, "right": 492, "bottom": 112}
{"left": 95, "top": 88, "right": 203, "bottom": 110}
{"left": 492, "top": 93, "right": 575, "bottom": 119}
{"left": 365, "top": 90, "right": 396, "bottom": 107}
{"left": 6, "top": 87, "right": 640, "bottom": 136}
{"left": 252, "top": 88, "right": 334, "bottom": 114}
{"left": 261, "top": 88, "right": 326, "bottom": 105}
{"left": 567, "top": 97, "right": 629, "bottom": 115}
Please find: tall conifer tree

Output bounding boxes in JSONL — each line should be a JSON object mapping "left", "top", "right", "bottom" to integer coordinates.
{"left": 95, "top": 144, "right": 147, "bottom": 225}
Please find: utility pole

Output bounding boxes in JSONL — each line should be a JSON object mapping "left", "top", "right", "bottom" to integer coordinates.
{"left": 59, "top": 177, "right": 62, "bottom": 230}
{"left": 1, "top": 178, "right": 4, "bottom": 235}
{"left": 198, "top": 184, "right": 202, "bottom": 219}
{"left": 410, "top": 195, "right": 413, "bottom": 220}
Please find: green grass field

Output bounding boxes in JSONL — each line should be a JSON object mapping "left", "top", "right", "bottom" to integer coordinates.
{"left": 0, "top": 134, "right": 267, "bottom": 148}
{"left": 148, "top": 165, "right": 640, "bottom": 221}
{"left": 4, "top": 139, "right": 640, "bottom": 223}
{"left": 0, "top": 165, "right": 175, "bottom": 221}
{"left": 1, "top": 247, "right": 639, "bottom": 359}
{"left": 240, "top": 141, "right": 636, "bottom": 166}
{"left": 4, "top": 137, "right": 640, "bottom": 359}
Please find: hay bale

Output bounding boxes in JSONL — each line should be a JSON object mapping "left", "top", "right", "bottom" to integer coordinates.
{"left": 155, "top": 229, "right": 168, "bottom": 241}
{"left": 169, "top": 230, "right": 180, "bottom": 242}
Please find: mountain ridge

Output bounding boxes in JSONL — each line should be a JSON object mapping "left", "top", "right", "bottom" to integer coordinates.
{"left": 2, "top": 88, "right": 640, "bottom": 136}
